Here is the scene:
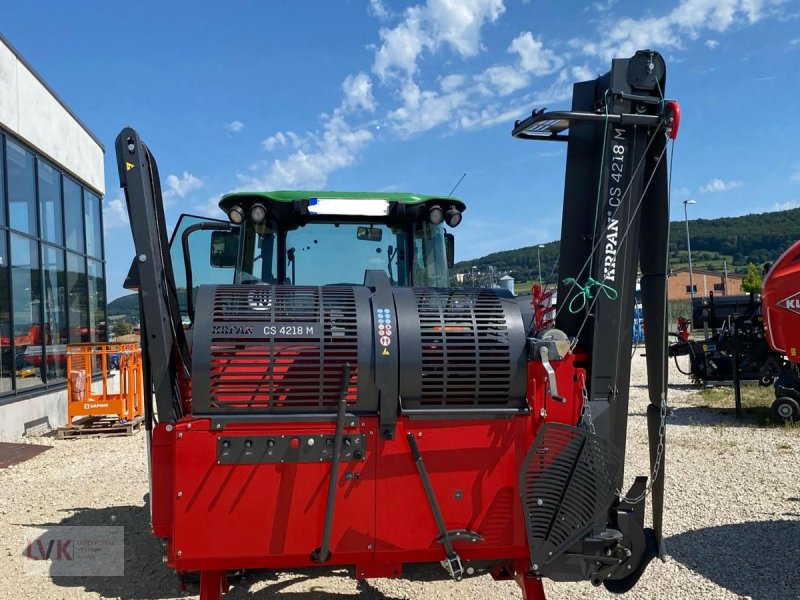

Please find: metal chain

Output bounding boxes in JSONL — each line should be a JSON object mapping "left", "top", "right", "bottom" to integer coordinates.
{"left": 578, "top": 373, "right": 667, "bottom": 505}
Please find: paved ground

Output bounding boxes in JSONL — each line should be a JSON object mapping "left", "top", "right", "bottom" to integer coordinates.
{"left": 1, "top": 353, "right": 798, "bottom": 599}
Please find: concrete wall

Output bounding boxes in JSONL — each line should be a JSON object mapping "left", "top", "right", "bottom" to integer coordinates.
{"left": 0, "top": 376, "right": 121, "bottom": 441}
{"left": 0, "top": 37, "right": 104, "bottom": 193}
{"left": 0, "top": 388, "right": 67, "bottom": 441}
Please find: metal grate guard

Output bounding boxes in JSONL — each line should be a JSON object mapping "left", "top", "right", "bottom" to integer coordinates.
{"left": 519, "top": 423, "right": 622, "bottom": 569}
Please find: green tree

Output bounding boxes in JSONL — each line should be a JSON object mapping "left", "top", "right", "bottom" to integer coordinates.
{"left": 741, "top": 263, "right": 762, "bottom": 294}
{"left": 112, "top": 320, "right": 133, "bottom": 338}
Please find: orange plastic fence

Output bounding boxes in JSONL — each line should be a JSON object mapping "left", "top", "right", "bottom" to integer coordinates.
{"left": 66, "top": 343, "right": 143, "bottom": 423}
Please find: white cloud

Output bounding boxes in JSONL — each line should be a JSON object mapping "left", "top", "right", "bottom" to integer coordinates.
{"left": 705, "top": 39, "right": 720, "bottom": 49}
{"left": 791, "top": 167, "right": 800, "bottom": 182}
{"left": 482, "top": 64, "right": 528, "bottom": 95}
{"left": 439, "top": 73, "right": 466, "bottom": 92}
{"left": 571, "top": 64, "right": 595, "bottom": 81}
{"left": 225, "top": 120, "right": 244, "bottom": 133}
{"left": 388, "top": 80, "right": 469, "bottom": 135}
{"left": 372, "top": 0, "right": 504, "bottom": 81}
{"left": 592, "top": 0, "right": 617, "bottom": 11}
{"left": 235, "top": 0, "right": 782, "bottom": 207}
{"left": 243, "top": 113, "right": 372, "bottom": 190}
{"left": 510, "top": 32, "right": 563, "bottom": 76}
{"left": 262, "top": 131, "right": 305, "bottom": 152}
{"left": 790, "top": 38, "right": 800, "bottom": 47}
{"left": 700, "top": 178, "right": 742, "bottom": 193}
{"left": 103, "top": 198, "right": 129, "bottom": 230}
{"left": 772, "top": 200, "right": 800, "bottom": 211}
{"left": 367, "top": 0, "right": 392, "bottom": 20}
{"left": 342, "top": 72, "right": 377, "bottom": 112}
{"left": 164, "top": 171, "right": 203, "bottom": 198}
{"left": 572, "top": 0, "right": 786, "bottom": 62}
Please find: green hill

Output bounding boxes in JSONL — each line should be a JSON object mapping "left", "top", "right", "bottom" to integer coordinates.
{"left": 109, "top": 207, "right": 799, "bottom": 318}
{"left": 454, "top": 207, "right": 800, "bottom": 287}
{"left": 106, "top": 293, "right": 140, "bottom": 323}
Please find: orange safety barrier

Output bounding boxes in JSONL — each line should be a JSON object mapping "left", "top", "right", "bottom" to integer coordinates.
{"left": 66, "top": 342, "right": 143, "bottom": 423}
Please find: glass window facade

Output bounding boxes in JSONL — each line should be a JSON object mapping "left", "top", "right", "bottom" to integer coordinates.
{"left": 0, "top": 141, "right": 5, "bottom": 226}
{"left": 63, "top": 178, "right": 84, "bottom": 252}
{"left": 0, "top": 231, "right": 11, "bottom": 394}
{"left": 7, "top": 138, "right": 37, "bottom": 235}
{"left": 85, "top": 191, "right": 102, "bottom": 259}
{"left": 38, "top": 160, "right": 63, "bottom": 245}
{"left": 0, "top": 130, "right": 106, "bottom": 399}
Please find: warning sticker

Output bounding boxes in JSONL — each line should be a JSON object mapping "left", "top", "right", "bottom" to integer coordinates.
{"left": 376, "top": 307, "right": 393, "bottom": 355}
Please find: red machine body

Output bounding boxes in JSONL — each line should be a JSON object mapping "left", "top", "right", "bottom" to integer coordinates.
{"left": 150, "top": 358, "right": 583, "bottom": 576}
{"left": 761, "top": 240, "right": 800, "bottom": 423}
{"left": 762, "top": 240, "right": 800, "bottom": 364}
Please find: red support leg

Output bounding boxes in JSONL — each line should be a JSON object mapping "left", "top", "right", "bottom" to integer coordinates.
{"left": 199, "top": 570, "right": 228, "bottom": 600}
{"left": 515, "top": 572, "right": 546, "bottom": 600}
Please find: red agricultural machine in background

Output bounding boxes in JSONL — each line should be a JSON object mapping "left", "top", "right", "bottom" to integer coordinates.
{"left": 116, "top": 50, "right": 678, "bottom": 599}
{"left": 761, "top": 240, "right": 800, "bottom": 422}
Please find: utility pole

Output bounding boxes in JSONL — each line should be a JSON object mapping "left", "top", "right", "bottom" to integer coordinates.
{"left": 471, "top": 266, "right": 477, "bottom": 287}
{"left": 723, "top": 259, "right": 728, "bottom": 296}
{"left": 537, "top": 244, "right": 545, "bottom": 286}
{"left": 683, "top": 199, "right": 696, "bottom": 301}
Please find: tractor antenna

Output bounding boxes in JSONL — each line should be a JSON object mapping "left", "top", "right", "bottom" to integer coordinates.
{"left": 448, "top": 172, "right": 467, "bottom": 196}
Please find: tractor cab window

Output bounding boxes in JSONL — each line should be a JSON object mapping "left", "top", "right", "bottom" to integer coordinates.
{"left": 284, "top": 222, "right": 406, "bottom": 286}
{"left": 238, "top": 222, "right": 278, "bottom": 284}
{"left": 169, "top": 214, "right": 239, "bottom": 324}
{"left": 411, "top": 222, "right": 449, "bottom": 288}
{"left": 236, "top": 217, "right": 451, "bottom": 288}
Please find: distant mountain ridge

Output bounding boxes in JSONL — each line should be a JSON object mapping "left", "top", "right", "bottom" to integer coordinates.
{"left": 108, "top": 207, "right": 800, "bottom": 320}
{"left": 453, "top": 207, "right": 800, "bottom": 285}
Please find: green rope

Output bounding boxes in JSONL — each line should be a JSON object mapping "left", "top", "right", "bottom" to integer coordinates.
{"left": 587, "top": 92, "right": 611, "bottom": 278}
{"left": 563, "top": 276, "right": 618, "bottom": 314}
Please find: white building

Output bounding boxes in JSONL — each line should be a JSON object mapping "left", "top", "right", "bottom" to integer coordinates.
{"left": 0, "top": 34, "right": 106, "bottom": 440}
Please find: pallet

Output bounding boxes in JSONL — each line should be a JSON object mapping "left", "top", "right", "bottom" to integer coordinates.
{"left": 56, "top": 415, "right": 144, "bottom": 439}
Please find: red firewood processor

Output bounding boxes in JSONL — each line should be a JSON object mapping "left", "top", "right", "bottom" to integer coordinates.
{"left": 116, "top": 49, "right": 679, "bottom": 599}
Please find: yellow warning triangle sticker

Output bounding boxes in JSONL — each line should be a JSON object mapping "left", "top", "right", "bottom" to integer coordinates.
{"left": 125, "top": 162, "right": 135, "bottom": 171}
{"left": 381, "top": 348, "right": 390, "bottom": 356}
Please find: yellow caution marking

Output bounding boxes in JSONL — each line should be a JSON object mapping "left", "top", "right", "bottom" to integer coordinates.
{"left": 125, "top": 162, "right": 135, "bottom": 171}
{"left": 381, "top": 348, "right": 390, "bottom": 356}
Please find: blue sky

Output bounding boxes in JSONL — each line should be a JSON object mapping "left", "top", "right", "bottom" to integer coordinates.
{"left": 3, "top": 0, "right": 800, "bottom": 300}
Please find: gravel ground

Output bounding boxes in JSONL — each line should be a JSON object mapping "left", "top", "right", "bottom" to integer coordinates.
{"left": 1, "top": 353, "right": 799, "bottom": 600}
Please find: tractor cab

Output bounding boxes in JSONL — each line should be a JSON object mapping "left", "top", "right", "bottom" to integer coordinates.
{"left": 168, "top": 191, "right": 465, "bottom": 323}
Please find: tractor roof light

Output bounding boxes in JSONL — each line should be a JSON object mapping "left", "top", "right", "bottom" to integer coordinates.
{"left": 445, "top": 206, "right": 462, "bottom": 228}
{"left": 228, "top": 205, "right": 245, "bottom": 224}
{"left": 250, "top": 203, "right": 268, "bottom": 224}
{"left": 428, "top": 205, "right": 444, "bottom": 225}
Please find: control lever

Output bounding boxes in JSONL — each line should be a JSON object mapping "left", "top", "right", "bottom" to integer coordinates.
{"left": 311, "top": 363, "right": 351, "bottom": 564}
{"left": 531, "top": 329, "right": 571, "bottom": 404}
{"left": 406, "top": 433, "right": 483, "bottom": 580}
{"left": 539, "top": 345, "right": 565, "bottom": 403}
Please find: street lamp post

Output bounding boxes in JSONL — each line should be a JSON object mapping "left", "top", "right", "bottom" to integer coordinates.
{"left": 684, "top": 200, "right": 697, "bottom": 301}
{"left": 471, "top": 266, "right": 477, "bottom": 287}
{"left": 537, "top": 244, "right": 545, "bottom": 286}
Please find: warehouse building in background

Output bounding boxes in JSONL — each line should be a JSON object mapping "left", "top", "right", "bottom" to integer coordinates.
{"left": 0, "top": 34, "right": 106, "bottom": 440}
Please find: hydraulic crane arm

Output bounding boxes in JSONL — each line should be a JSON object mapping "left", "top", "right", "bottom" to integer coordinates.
{"left": 513, "top": 50, "right": 676, "bottom": 584}
{"left": 116, "top": 128, "right": 190, "bottom": 424}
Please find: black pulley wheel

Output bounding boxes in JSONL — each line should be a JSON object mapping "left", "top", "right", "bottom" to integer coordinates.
{"left": 759, "top": 374, "right": 775, "bottom": 387}
{"left": 772, "top": 397, "right": 800, "bottom": 423}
